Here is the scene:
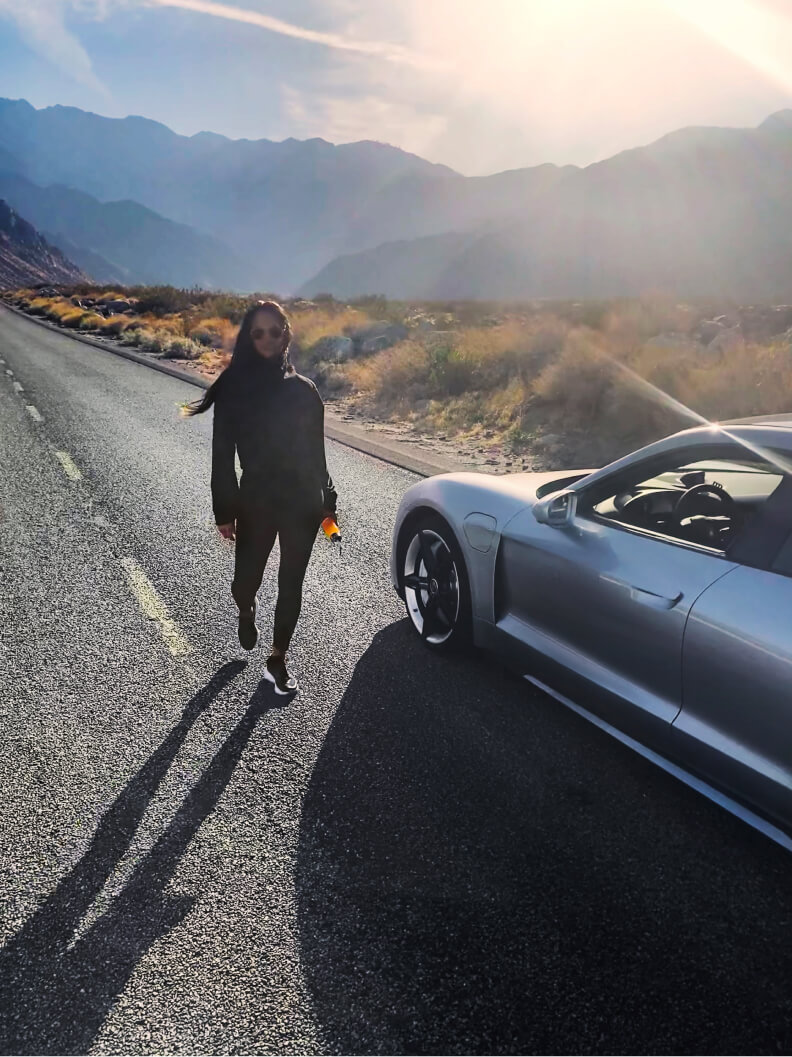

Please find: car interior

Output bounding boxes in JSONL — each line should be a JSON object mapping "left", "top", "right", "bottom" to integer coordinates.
{"left": 588, "top": 456, "right": 784, "bottom": 550}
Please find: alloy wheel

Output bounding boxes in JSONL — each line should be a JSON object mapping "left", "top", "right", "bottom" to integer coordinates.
{"left": 403, "top": 528, "right": 461, "bottom": 645}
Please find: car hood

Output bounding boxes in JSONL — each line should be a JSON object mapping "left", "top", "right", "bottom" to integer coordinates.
{"left": 435, "top": 468, "right": 596, "bottom": 505}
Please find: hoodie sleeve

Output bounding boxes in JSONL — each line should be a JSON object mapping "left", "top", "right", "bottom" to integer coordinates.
{"left": 211, "top": 387, "right": 240, "bottom": 524}
{"left": 308, "top": 383, "right": 338, "bottom": 514}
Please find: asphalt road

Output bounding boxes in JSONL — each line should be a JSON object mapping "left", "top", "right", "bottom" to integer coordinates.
{"left": 0, "top": 304, "right": 790, "bottom": 1056}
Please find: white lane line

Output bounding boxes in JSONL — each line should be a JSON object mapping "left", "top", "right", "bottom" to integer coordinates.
{"left": 25, "top": 404, "right": 43, "bottom": 422}
{"left": 54, "top": 450, "right": 82, "bottom": 481}
{"left": 120, "top": 557, "right": 193, "bottom": 657}
{"left": 12, "top": 381, "right": 23, "bottom": 393}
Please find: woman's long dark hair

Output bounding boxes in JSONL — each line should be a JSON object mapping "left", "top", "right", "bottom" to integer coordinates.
{"left": 181, "top": 300, "right": 293, "bottom": 417}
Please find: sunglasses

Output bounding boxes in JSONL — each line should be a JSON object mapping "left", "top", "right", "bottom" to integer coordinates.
{"left": 251, "top": 325, "right": 284, "bottom": 341}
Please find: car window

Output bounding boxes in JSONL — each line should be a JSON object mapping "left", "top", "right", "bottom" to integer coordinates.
{"left": 585, "top": 450, "right": 784, "bottom": 552}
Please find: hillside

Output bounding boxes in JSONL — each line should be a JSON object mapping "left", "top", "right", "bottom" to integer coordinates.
{"left": 5, "top": 98, "right": 792, "bottom": 299}
{"left": 0, "top": 99, "right": 571, "bottom": 291}
{"left": 303, "top": 112, "right": 792, "bottom": 300}
{"left": 0, "top": 200, "right": 88, "bottom": 287}
{"left": 0, "top": 170, "right": 249, "bottom": 290}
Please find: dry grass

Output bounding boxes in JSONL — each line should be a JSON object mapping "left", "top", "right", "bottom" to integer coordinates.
{"left": 97, "top": 314, "right": 132, "bottom": 336}
{"left": 188, "top": 316, "right": 236, "bottom": 350}
{"left": 291, "top": 306, "right": 368, "bottom": 353}
{"left": 7, "top": 284, "right": 792, "bottom": 464}
{"left": 79, "top": 313, "right": 106, "bottom": 330}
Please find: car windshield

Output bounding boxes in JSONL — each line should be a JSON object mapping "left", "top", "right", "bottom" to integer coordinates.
{"left": 642, "top": 459, "right": 783, "bottom": 501}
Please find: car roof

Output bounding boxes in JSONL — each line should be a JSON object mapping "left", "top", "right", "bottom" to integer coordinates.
{"left": 723, "top": 413, "right": 792, "bottom": 428}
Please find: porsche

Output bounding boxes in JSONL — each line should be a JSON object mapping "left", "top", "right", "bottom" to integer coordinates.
{"left": 391, "top": 417, "right": 792, "bottom": 844}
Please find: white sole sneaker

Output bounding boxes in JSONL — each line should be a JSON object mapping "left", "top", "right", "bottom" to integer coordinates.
{"left": 263, "top": 666, "right": 299, "bottom": 695}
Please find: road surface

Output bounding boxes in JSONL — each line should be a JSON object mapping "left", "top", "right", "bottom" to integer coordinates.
{"left": 0, "top": 305, "right": 790, "bottom": 1055}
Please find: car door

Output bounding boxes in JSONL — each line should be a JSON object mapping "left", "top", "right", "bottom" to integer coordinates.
{"left": 675, "top": 478, "right": 792, "bottom": 828}
{"left": 493, "top": 458, "right": 736, "bottom": 736}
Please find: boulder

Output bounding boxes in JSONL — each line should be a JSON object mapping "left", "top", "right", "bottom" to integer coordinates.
{"left": 349, "top": 321, "right": 408, "bottom": 356}
{"left": 707, "top": 327, "right": 744, "bottom": 356}
{"left": 101, "top": 299, "right": 133, "bottom": 314}
{"left": 310, "top": 335, "right": 354, "bottom": 362}
{"left": 697, "top": 320, "right": 727, "bottom": 344}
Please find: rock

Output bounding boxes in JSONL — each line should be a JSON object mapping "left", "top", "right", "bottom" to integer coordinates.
{"left": 349, "top": 321, "right": 408, "bottom": 356}
{"left": 101, "top": 299, "right": 133, "bottom": 314}
{"left": 311, "top": 335, "right": 354, "bottom": 362}
{"left": 698, "top": 320, "right": 727, "bottom": 343}
{"left": 738, "top": 304, "right": 792, "bottom": 341}
{"left": 707, "top": 327, "right": 744, "bottom": 355}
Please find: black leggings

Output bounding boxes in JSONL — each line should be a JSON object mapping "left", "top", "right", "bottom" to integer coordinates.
{"left": 231, "top": 503, "right": 320, "bottom": 653}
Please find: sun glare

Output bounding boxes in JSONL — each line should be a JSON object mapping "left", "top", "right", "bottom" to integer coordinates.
{"left": 663, "top": 0, "right": 792, "bottom": 94}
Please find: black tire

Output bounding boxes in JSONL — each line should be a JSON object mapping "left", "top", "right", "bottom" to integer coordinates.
{"left": 397, "top": 511, "right": 472, "bottom": 653}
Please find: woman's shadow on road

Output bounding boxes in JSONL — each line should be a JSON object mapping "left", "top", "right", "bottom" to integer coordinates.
{"left": 296, "top": 620, "right": 792, "bottom": 1056}
{"left": 0, "top": 659, "right": 278, "bottom": 1056}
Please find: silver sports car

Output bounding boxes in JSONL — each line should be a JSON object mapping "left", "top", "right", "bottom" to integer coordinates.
{"left": 390, "top": 417, "right": 792, "bottom": 845}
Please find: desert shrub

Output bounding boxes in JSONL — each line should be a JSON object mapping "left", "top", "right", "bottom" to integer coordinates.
{"left": 79, "top": 313, "right": 106, "bottom": 331}
{"left": 97, "top": 314, "right": 131, "bottom": 336}
{"left": 44, "top": 299, "right": 76, "bottom": 322}
{"left": 26, "top": 297, "right": 53, "bottom": 315}
{"left": 133, "top": 286, "right": 194, "bottom": 317}
{"left": 425, "top": 338, "right": 475, "bottom": 396}
{"left": 293, "top": 307, "right": 368, "bottom": 358}
{"left": 194, "top": 293, "right": 252, "bottom": 325}
{"left": 60, "top": 308, "right": 87, "bottom": 328}
{"left": 135, "top": 329, "right": 170, "bottom": 354}
{"left": 161, "top": 336, "right": 204, "bottom": 360}
{"left": 188, "top": 316, "right": 236, "bottom": 349}
{"left": 344, "top": 340, "right": 430, "bottom": 410}
{"left": 534, "top": 330, "right": 615, "bottom": 425}
{"left": 136, "top": 313, "right": 186, "bottom": 337}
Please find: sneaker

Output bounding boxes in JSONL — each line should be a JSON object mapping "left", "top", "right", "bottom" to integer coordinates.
{"left": 264, "top": 654, "right": 299, "bottom": 695}
{"left": 238, "top": 604, "right": 259, "bottom": 650}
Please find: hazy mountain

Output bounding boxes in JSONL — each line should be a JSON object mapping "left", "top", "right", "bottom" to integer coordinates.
{"left": 0, "top": 170, "right": 250, "bottom": 290}
{"left": 5, "top": 97, "right": 792, "bottom": 300}
{"left": 303, "top": 111, "right": 792, "bottom": 301}
{"left": 0, "top": 98, "right": 573, "bottom": 291}
{"left": 0, "top": 199, "right": 88, "bottom": 287}
{"left": 39, "top": 230, "right": 126, "bottom": 285}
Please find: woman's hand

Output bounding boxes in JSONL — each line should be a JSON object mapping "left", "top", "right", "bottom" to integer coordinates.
{"left": 217, "top": 521, "right": 236, "bottom": 541}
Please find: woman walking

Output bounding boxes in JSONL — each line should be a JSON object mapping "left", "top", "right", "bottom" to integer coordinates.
{"left": 184, "top": 300, "right": 337, "bottom": 694}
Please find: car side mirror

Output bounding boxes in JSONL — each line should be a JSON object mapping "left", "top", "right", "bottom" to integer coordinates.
{"left": 532, "top": 489, "right": 577, "bottom": 528}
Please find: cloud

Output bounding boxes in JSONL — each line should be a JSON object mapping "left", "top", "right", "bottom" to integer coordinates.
{"left": 145, "top": 0, "right": 444, "bottom": 70}
{"left": 0, "top": 0, "right": 108, "bottom": 94}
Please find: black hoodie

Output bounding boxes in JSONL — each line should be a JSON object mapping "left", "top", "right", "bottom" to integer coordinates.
{"left": 211, "top": 356, "right": 337, "bottom": 525}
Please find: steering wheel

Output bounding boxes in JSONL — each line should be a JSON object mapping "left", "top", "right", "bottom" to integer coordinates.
{"left": 674, "top": 483, "right": 736, "bottom": 524}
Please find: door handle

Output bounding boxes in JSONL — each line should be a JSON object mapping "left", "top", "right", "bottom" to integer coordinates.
{"left": 628, "top": 586, "right": 684, "bottom": 610}
{"left": 602, "top": 575, "right": 684, "bottom": 610}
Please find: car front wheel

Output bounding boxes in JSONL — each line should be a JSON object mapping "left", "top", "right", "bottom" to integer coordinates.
{"left": 400, "top": 514, "right": 471, "bottom": 651}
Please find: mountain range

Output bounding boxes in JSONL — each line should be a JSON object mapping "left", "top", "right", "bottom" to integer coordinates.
{"left": 0, "top": 198, "right": 88, "bottom": 288}
{"left": 1, "top": 97, "right": 792, "bottom": 300}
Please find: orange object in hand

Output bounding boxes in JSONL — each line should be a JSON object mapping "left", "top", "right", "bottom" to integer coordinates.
{"left": 321, "top": 516, "right": 341, "bottom": 542}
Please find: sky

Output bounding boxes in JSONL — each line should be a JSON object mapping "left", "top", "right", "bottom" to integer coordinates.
{"left": 0, "top": 0, "right": 791, "bottom": 176}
